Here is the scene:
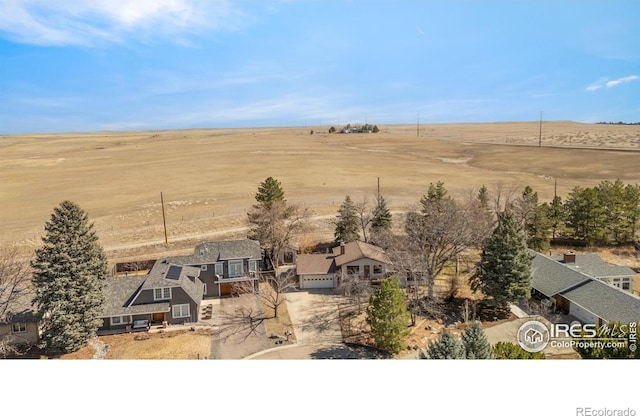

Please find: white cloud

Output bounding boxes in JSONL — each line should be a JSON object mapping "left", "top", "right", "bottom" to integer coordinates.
{"left": 606, "top": 75, "right": 639, "bottom": 88}
{"left": 587, "top": 75, "right": 638, "bottom": 91}
{"left": 0, "top": 0, "right": 246, "bottom": 46}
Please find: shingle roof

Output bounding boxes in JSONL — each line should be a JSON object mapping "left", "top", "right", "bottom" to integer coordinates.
{"left": 561, "top": 279, "right": 640, "bottom": 324}
{"left": 296, "top": 254, "right": 337, "bottom": 275}
{"left": 333, "top": 241, "right": 391, "bottom": 267}
{"left": 0, "top": 291, "right": 37, "bottom": 324}
{"left": 531, "top": 250, "right": 591, "bottom": 297}
{"left": 552, "top": 253, "right": 637, "bottom": 278}
{"left": 140, "top": 260, "right": 203, "bottom": 305}
{"left": 531, "top": 250, "right": 640, "bottom": 323}
{"left": 169, "top": 239, "right": 262, "bottom": 265}
{"left": 101, "top": 260, "right": 203, "bottom": 318}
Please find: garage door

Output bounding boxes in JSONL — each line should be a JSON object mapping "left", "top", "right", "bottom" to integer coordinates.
{"left": 569, "top": 303, "right": 598, "bottom": 324}
{"left": 302, "top": 276, "right": 334, "bottom": 289}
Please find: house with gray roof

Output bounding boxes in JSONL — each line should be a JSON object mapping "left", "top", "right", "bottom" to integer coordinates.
{"left": 296, "top": 241, "right": 391, "bottom": 289}
{"left": 530, "top": 250, "right": 640, "bottom": 325}
{"left": 168, "top": 239, "right": 262, "bottom": 297}
{"left": 549, "top": 251, "right": 636, "bottom": 292}
{"left": 99, "top": 260, "right": 203, "bottom": 333}
{"left": 0, "top": 292, "right": 39, "bottom": 350}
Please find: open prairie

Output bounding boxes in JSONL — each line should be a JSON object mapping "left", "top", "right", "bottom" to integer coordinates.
{"left": 2, "top": 121, "right": 640, "bottom": 262}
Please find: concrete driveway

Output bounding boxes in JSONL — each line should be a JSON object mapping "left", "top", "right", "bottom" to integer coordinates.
{"left": 208, "top": 295, "right": 270, "bottom": 359}
{"left": 285, "top": 289, "right": 344, "bottom": 345}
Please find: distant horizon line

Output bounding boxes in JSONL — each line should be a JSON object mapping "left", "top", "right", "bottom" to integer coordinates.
{"left": 2, "top": 118, "right": 625, "bottom": 137}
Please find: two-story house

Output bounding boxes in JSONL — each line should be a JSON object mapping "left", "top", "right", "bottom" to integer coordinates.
{"left": 99, "top": 260, "right": 203, "bottom": 333}
{"left": 168, "top": 239, "right": 262, "bottom": 297}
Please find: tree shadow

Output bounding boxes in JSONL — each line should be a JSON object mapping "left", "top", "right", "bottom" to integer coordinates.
{"left": 309, "top": 343, "right": 392, "bottom": 359}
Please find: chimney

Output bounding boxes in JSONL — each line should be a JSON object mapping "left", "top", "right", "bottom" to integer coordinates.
{"left": 563, "top": 251, "right": 576, "bottom": 264}
{"left": 340, "top": 242, "right": 345, "bottom": 255}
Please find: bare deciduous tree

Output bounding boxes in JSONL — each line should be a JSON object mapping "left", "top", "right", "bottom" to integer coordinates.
{"left": 0, "top": 246, "right": 33, "bottom": 357}
{"left": 334, "top": 271, "right": 373, "bottom": 314}
{"left": 353, "top": 197, "right": 373, "bottom": 243}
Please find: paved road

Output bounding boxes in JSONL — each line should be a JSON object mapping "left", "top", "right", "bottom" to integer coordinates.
{"left": 249, "top": 343, "right": 390, "bottom": 359}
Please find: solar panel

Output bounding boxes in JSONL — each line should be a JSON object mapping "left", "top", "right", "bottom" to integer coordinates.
{"left": 166, "top": 265, "right": 182, "bottom": 280}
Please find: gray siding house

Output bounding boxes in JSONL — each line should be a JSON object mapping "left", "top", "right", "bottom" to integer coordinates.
{"left": 0, "top": 295, "right": 39, "bottom": 350}
{"left": 99, "top": 260, "right": 203, "bottom": 333}
{"left": 168, "top": 240, "right": 262, "bottom": 297}
{"left": 530, "top": 250, "right": 640, "bottom": 325}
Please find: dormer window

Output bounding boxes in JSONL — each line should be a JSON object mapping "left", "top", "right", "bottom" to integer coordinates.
{"left": 199, "top": 248, "right": 205, "bottom": 256}
{"left": 154, "top": 287, "right": 171, "bottom": 300}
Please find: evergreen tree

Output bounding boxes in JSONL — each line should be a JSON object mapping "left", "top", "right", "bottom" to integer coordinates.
{"left": 425, "top": 331, "right": 465, "bottom": 359}
{"left": 365, "top": 278, "right": 410, "bottom": 354}
{"left": 371, "top": 195, "right": 392, "bottom": 235}
{"left": 254, "top": 176, "right": 285, "bottom": 208}
{"left": 492, "top": 342, "right": 545, "bottom": 359}
{"left": 469, "top": 211, "right": 532, "bottom": 311}
{"left": 248, "top": 177, "right": 308, "bottom": 270}
{"left": 462, "top": 321, "right": 493, "bottom": 359}
{"left": 624, "top": 183, "right": 640, "bottom": 242}
{"left": 421, "top": 181, "right": 450, "bottom": 211}
{"left": 564, "top": 186, "right": 605, "bottom": 245}
{"left": 334, "top": 195, "right": 360, "bottom": 243}
{"left": 31, "top": 201, "right": 108, "bottom": 355}
{"left": 547, "top": 195, "right": 566, "bottom": 240}
{"left": 513, "top": 186, "right": 551, "bottom": 251}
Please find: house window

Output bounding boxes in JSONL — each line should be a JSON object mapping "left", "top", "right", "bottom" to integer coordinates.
{"left": 373, "top": 265, "right": 383, "bottom": 275}
{"left": 12, "top": 322, "right": 27, "bottom": 333}
{"left": 172, "top": 304, "right": 190, "bottom": 319}
{"left": 110, "top": 316, "right": 130, "bottom": 326}
{"left": 229, "top": 260, "right": 244, "bottom": 277}
{"left": 154, "top": 287, "right": 171, "bottom": 300}
{"left": 201, "top": 265, "right": 207, "bottom": 271}
{"left": 346, "top": 265, "right": 359, "bottom": 275}
{"left": 214, "top": 263, "right": 223, "bottom": 275}
{"left": 622, "top": 280, "right": 630, "bottom": 290}
{"left": 248, "top": 260, "right": 257, "bottom": 273}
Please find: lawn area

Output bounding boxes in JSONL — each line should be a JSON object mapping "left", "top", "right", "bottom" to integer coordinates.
{"left": 60, "top": 328, "right": 213, "bottom": 359}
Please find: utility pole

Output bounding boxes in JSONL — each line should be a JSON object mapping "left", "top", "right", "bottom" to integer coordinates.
{"left": 377, "top": 177, "right": 380, "bottom": 201}
{"left": 538, "top": 111, "right": 543, "bottom": 148}
{"left": 160, "top": 192, "right": 168, "bottom": 245}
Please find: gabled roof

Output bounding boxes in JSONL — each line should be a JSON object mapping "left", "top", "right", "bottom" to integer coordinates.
{"left": 296, "top": 254, "right": 337, "bottom": 275}
{"left": 0, "top": 291, "right": 37, "bottom": 324}
{"left": 139, "top": 260, "right": 203, "bottom": 304}
{"left": 297, "top": 241, "right": 390, "bottom": 275}
{"left": 552, "top": 253, "right": 637, "bottom": 278}
{"left": 560, "top": 278, "right": 640, "bottom": 324}
{"left": 101, "top": 260, "right": 203, "bottom": 318}
{"left": 531, "top": 250, "right": 640, "bottom": 323}
{"left": 333, "top": 241, "right": 392, "bottom": 267}
{"left": 531, "top": 250, "right": 591, "bottom": 297}
{"left": 169, "top": 239, "right": 262, "bottom": 265}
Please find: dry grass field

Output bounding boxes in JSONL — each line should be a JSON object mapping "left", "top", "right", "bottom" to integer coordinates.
{"left": 2, "top": 121, "right": 640, "bottom": 262}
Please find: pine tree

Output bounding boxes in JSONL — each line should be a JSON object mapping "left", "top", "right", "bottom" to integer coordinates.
{"left": 547, "top": 195, "right": 566, "bottom": 240}
{"left": 334, "top": 195, "right": 360, "bottom": 243}
{"left": 254, "top": 176, "right": 285, "bottom": 208}
{"left": 247, "top": 177, "right": 308, "bottom": 270}
{"left": 366, "top": 278, "right": 410, "bottom": 354}
{"left": 425, "top": 331, "right": 465, "bottom": 359}
{"left": 469, "top": 211, "right": 532, "bottom": 311}
{"left": 492, "top": 342, "right": 545, "bottom": 359}
{"left": 371, "top": 195, "right": 392, "bottom": 234}
{"left": 462, "top": 321, "right": 493, "bottom": 359}
{"left": 31, "top": 201, "right": 108, "bottom": 355}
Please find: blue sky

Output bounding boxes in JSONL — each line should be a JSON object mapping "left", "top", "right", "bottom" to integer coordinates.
{"left": 0, "top": 0, "right": 639, "bottom": 134}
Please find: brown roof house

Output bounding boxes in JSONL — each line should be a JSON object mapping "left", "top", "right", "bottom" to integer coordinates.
{"left": 98, "top": 260, "right": 203, "bottom": 334}
{"left": 296, "top": 241, "right": 391, "bottom": 289}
